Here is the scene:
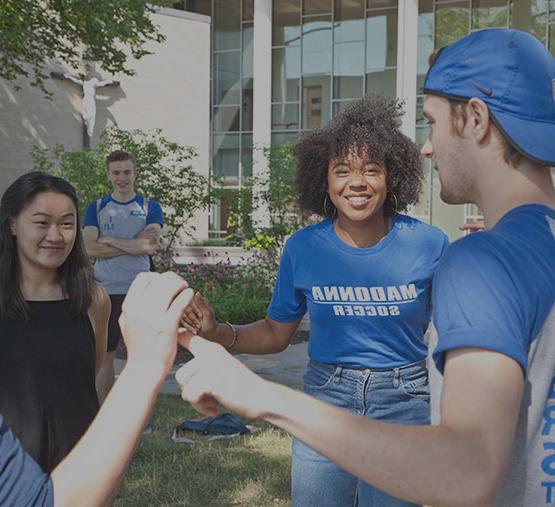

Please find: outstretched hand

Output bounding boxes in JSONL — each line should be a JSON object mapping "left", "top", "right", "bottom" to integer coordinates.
{"left": 180, "top": 292, "right": 218, "bottom": 337}
{"left": 119, "top": 272, "right": 194, "bottom": 377}
{"left": 175, "top": 333, "right": 268, "bottom": 419}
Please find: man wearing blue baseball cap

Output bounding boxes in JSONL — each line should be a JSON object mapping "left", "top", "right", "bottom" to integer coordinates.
{"left": 175, "top": 28, "right": 555, "bottom": 506}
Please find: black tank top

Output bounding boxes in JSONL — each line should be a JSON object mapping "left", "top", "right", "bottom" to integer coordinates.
{"left": 0, "top": 300, "right": 99, "bottom": 472}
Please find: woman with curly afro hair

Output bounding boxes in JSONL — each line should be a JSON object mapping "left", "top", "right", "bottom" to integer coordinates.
{"left": 183, "top": 95, "right": 448, "bottom": 507}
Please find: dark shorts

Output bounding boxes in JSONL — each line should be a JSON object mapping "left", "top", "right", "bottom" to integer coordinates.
{"left": 107, "top": 294, "right": 126, "bottom": 352}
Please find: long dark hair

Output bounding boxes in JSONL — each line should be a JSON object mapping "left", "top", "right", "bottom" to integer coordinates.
{"left": 0, "top": 171, "right": 94, "bottom": 319}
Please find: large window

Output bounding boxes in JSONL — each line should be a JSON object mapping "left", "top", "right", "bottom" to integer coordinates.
{"left": 271, "top": 0, "right": 398, "bottom": 141}
{"left": 206, "top": 0, "right": 254, "bottom": 236}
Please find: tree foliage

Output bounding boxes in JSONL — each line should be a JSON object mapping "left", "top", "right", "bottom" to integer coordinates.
{"left": 31, "top": 125, "right": 210, "bottom": 254}
{"left": 0, "top": 0, "right": 173, "bottom": 93}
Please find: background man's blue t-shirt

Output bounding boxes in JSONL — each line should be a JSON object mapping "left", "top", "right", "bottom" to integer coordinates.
{"left": 83, "top": 194, "right": 163, "bottom": 294}
{"left": 268, "top": 215, "right": 448, "bottom": 368}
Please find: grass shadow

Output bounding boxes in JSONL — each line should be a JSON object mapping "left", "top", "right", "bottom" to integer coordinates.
{"left": 114, "top": 394, "right": 292, "bottom": 506}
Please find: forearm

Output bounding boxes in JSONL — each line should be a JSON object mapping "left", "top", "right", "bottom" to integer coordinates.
{"left": 259, "top": 382, "right": 497, "bottom": 507}
{"left": 208, "top": 318, "right": 290, "bottom": 355}
{"left": 102, "top": 236, "right": 152, "bottom": 256}
{"left": 86, "top": 241, "right": 126, "bottom": 259}
{"left": 50, "top": 362, "right": 164, "bottom": 507}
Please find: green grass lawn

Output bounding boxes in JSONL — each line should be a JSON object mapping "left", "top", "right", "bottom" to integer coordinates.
{"left": 114, "top": 394, "right": 292, "bottom": 506}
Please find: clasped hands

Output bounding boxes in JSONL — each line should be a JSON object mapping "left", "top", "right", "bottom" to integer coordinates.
{"left": 120, "top": 272, "right": 268, "bottom": 420}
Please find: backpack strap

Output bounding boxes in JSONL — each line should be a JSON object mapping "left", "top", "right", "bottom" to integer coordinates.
{"left": 95, "top": 197, "right": 102, "bottom": 221}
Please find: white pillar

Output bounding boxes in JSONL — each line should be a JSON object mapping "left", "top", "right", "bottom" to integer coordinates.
{"left": 396, "top": 0, "right": 419, "bottom": 141}
{"left": 252, "top": 0, "right": 272, "bottom": 227}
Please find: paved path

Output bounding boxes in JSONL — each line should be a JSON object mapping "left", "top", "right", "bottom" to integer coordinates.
{"left": 115, "top": 342, "right": 309, "bottom": 395}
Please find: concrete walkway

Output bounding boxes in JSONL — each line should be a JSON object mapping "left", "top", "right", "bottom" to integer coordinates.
{"left": 114, "top": 341, "right": 309, "bottom": 395}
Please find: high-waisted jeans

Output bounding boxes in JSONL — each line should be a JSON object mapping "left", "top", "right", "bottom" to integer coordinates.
{"left": 291, "top": 358, "right": 430, "bottom": 507}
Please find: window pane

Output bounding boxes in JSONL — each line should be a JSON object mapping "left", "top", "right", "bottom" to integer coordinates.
{"left": 213, "top": 52, "right": 241, "bottom": 105}
{"left": 273, "top": 0, "right": 301, "bottom": 46}
{"left": 213, "top": 106, "right": 240, "bottom": 132}
{"left": 416, "top": 96, "right": 427, "bottom": 127}
{"left": 415, "top": 125, "right": 430, "bottom": 146}
{"left": 242, "top": 0, "right": 254, "bottom": 21}
{"left": 334, "top": 41, "right": 364, "bottom": 99}
{"left": 242, "top": 134, "right": 253, "bottom": 177}
{"left": 366, "top": 9, "right": 398, "bottom": 69}
{"left": 302, "top": 17, "right": 332, "bottom": 75}
{"left": 334, "top": 18, "right": 365, "bottom": 43}
{"left": 243, "top": 23, "right": 253, "bottom": 78}
{"left": 303, "top": 76, "right": 331, "bottom": 128}
{"left": 435, "top": 2, "right": 470, "bottom": 48}
{"left": 272, "top": 103, "right": 300, "bottom": 130}
{"left": 214, "top": 0, "right": 241, "bottom": 50}
{"left": 472, "top": 0, "right": 509, "bottom": 29}
{"left": 550, "top": 24, "right": 555, "bottom": 57}
{"left": 367, "top": 0, "right": 397, "bottom": 8}
{"left": 242, "top": 78, "right": 253, "bottom": 130}
{"left": 332, "top": 100, "right": 354, "bottom": 116}
{"left": 417, "top": 0, "right": 434, "bottom": 94}
{"left": 511, "top": 0, "right": 548, "bottom": 44}
{"left": 213, "top": 134, "right": 240, "bottom": 185}
{"left": 335, "top": 0, "right": 364, "bottom": 23}
{"left": 303, "top": 0, "right": 332, "bottom": 15}
{"left": 272, "top": 46, "right": 301, "bottom": 102}
{"left": 411, "top": 159, "right": 432, "bottom": 222}
{"left": 272, "top": 132, "right": 301, "bottom": 146}
{"left": 365, "top": 67, "right": 396, "bottom": 96}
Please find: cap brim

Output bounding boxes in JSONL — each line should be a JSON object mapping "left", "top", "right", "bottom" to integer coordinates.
{"left": 489, "top": 107, "right": 555, "bottom": 166}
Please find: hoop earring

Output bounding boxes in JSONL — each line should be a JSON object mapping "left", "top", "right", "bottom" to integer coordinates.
{"left": 323, "top": 193, "right": 336, "bottom": 218}
{"left": 387, "top": 191, "right": 398, "bottom": 214}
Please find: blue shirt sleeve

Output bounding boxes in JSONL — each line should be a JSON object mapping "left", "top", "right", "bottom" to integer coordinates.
{"left": 432, "top": 236, "right": 530, "bottom": 374}
{"left": 0, "top": 416, "right": 54, "bottom": 506}
{"left": 147, "top": 200, "right": 163, "bottom": 226}
{"left": 82, "top": 200, "right": 99, "bottom": 228}
{"left": 267, "top": 240, "right": 307, "bottom": 323}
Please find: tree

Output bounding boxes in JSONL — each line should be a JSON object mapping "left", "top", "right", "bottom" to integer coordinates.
{"left": 0, "top": 0, "right": 174, "bottom": 94}
{"left": 32, "top": 125, "right": 210, "bottom": 257}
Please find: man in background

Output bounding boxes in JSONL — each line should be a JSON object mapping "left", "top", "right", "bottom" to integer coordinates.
{"left": 83, "top": 150, "right": 163, "bottom": 402}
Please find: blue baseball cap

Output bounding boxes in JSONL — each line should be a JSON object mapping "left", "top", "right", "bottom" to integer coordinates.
{"left": 423, "top": 28, "right": 555, "bottom": 165}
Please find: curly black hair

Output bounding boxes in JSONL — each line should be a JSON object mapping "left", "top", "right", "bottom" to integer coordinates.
{"left": 293, "top": 95, "right": 423, "bottom": 218}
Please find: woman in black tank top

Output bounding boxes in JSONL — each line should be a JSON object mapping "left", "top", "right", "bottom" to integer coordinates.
{"left": 0, "top": 172, "right": 110, "bottom": 472}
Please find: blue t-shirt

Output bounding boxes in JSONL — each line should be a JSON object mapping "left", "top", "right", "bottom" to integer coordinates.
{"left": 268, "top": 215, "right": 448, "bottom": 368}
{"left": 83, "top": 194, "right": 163, "bottom": 294}
{"left": 431, "top": 204, "right": 555, "bottom": 506}
{"left": 0, "top": 416, "right": 53, "bottom": 506}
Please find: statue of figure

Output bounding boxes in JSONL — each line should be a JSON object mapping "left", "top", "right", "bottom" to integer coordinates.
{"left": 51, "top": 64, "right": 120, "bottom": 142}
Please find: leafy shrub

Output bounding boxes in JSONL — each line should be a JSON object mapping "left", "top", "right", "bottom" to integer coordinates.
{"left": 31, "top": 125, "right": 210, "bottom": 260}
{"left": 176, "top": 261, "right": 274, "bottom": 324}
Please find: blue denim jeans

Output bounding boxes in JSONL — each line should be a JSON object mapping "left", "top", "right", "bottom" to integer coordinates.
{"left": 291, "top": 359, "right": 430, "bottom": 507}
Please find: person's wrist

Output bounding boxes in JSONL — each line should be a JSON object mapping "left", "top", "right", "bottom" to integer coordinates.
{"left": 222, "top": 321, "right": 238, "bottom": 350}
{"left": 203, "top": 322, "right": 221, "bottom": 342}
{"left": 122, "top": 358, "right": 167, "bottom": 389}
